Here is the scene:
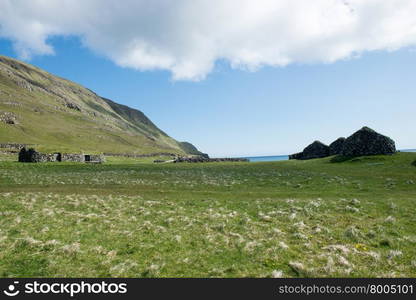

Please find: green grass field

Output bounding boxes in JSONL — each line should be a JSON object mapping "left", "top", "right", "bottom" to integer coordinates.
{"left": 0, "top": 153, "right": 415, "bottom": 277}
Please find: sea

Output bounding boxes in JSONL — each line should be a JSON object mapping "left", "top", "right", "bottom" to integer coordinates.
{"left": 242, "top": 155, "right": 289, "bottom": 162}
{"left": 242, "top": 149, "right": 416, "bottom": 162}
{"left": 401, "top": 149, "right": 416, "bottom": 152}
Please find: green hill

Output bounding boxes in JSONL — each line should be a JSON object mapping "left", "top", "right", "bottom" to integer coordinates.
{"left": 0, "top": 55, "right": 199, "bottom": 155}
{"left": 178, "top": 141, "right": 209, "bottom": 157}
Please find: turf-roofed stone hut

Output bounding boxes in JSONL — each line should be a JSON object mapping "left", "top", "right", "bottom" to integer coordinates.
{"left": 289, "top": 141, "right": 330, "bottom": 160}
{"left": 341, "top": 127, "right": 396, "bottom": 156}
{"left": 289, "top": 127, "right": 397, "bottom": 160}
{"left": 329, "top": 137, "right": 346, "bottom": 155}
{"left": 18, "top": 148, "right": 105, "bottom": 163}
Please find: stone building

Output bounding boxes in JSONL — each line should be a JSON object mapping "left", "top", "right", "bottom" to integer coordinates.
{"left": 289, "top": 127, "right": 396, "bottom": 160}
{"left": 18, "top": 148, "right": 105, "bottom": 163}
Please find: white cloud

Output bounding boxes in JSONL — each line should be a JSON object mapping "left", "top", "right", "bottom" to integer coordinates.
{"left": 1, "top": 0, "right": 416, "bottom": 80}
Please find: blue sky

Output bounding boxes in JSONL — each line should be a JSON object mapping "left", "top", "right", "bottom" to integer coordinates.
{"left": 1, "top": 1, "right": 416, "bottom": 157}
{"left": 1, "top": 36, "right": 415, "bottom": 157}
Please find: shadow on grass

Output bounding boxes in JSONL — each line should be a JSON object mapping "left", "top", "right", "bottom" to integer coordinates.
{"left": 330, "top": 155, "right": 387, "bottom": 163}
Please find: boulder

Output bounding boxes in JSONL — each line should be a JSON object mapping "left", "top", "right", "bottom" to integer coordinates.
{"left": 329, "top": 137, "right": 346, "bottom": 155}
{"left": 0, "top": 111, "right": 18, "bottom": 124}
{"left": 341, "top": 127, "right": 396, "bottom": 157}
{"left": 289, "top": 141, "right": 330, "bottom": 160}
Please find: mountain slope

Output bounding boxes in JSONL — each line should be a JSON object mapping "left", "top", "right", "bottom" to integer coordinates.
{"left": 178, "top": 142, "right": 209, "bottom": 158}
{"left": 0, "top": 55, "right": 195, "bottom": 155}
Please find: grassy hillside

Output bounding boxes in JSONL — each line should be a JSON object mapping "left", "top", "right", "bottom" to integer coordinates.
{"left": 0, "top": 55, "right": 188, "bottom": 154}
{"left": 178, "top": 141, "right": 208, "bottom": 157}
{"left": 0, "top": 152, "right": 415, "bottom": 277}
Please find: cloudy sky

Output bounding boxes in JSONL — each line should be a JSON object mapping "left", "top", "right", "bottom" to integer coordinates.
{"left": 1, "top": 0, "right": 415, "bottom": 156}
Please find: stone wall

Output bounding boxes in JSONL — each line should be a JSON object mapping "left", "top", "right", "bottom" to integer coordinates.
{"left": 36, "top": 153, "right": 60, "bottom": 162}
{"left": 85, "top": 154, "right": 106, "bottom": 163}
{"left": 18, "top": 148, "right": 104, "bottom": 163}
{"left": 61, "top": 153, "right": 85, "bottom": 162}
{"left": 0, "top": 143, "right": 31, "bottom": 150}
{"left": 173, "top": 156, "right": 248, "bottom": 163}
{"left": 104, "top": 152, "right": 176, "bottom": 158}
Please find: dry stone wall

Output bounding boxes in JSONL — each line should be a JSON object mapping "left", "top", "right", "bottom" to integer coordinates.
{"left": 18, "top": 148, "right": 105, "bottom": 163}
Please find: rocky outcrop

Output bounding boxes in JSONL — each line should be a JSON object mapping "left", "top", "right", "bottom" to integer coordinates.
{"left": 289, "top": 141, "right": 330, "bottom": 160}
{"left": 0, "top": 111, "right": 18, "bottom": 124}
{"left": 63, "top": 99, "right": 81, "bottom": 111}
{"left": 341, "top": 127, "right": 396, "bottom": 157}
{"left": 329, "top": 137, "right": 346, "bottom": 155}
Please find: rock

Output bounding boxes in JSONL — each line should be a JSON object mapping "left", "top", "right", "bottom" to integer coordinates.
{"left": 289, "top": 141, "right": 330, "bottom": 160}
{"left": 0, "top": 111, "right": 18, "bottom": 124}
{"left": 64, "top": 100, "right": 81, "bottom": 111}
{"left": 341, "top": 127, "right": 396, "bottom": 157}
{"left": 329, "top": 137, "right": 346, "bottom": 155}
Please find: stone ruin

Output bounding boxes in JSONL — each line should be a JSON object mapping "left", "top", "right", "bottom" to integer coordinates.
{"left": 289, "top": 141, "right": 330, "bottom": 160}
{"left": 18, "top": 147, "right": 105, "bottom": 163}
{"left": 329, "top": 137, "right": 346, "bottom": 156}
{"left": 289, "top": 127, "right": 396, "bottom": 160}
{"left": 341, "top": 127, "right": 396, "bottom": 156}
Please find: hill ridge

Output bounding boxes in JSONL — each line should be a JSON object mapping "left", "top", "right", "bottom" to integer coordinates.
{"left": 0, "top": 55, "right": 199, "bottom": 155}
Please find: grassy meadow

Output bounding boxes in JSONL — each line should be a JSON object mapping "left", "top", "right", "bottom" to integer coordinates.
{"left": 0, "top": 152, "right": 415, "bottom": 277}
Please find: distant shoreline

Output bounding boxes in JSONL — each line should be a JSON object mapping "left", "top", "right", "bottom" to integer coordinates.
{"left": 238, "top": 149, "right": 416, "bottom": 162}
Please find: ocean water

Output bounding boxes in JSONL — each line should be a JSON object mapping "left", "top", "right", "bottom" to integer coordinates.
{"left": 243, "top": 155, "right": 289, "bottom": 162}
{"left": 243, "top": 149, "right": 416, "bottom": 162}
